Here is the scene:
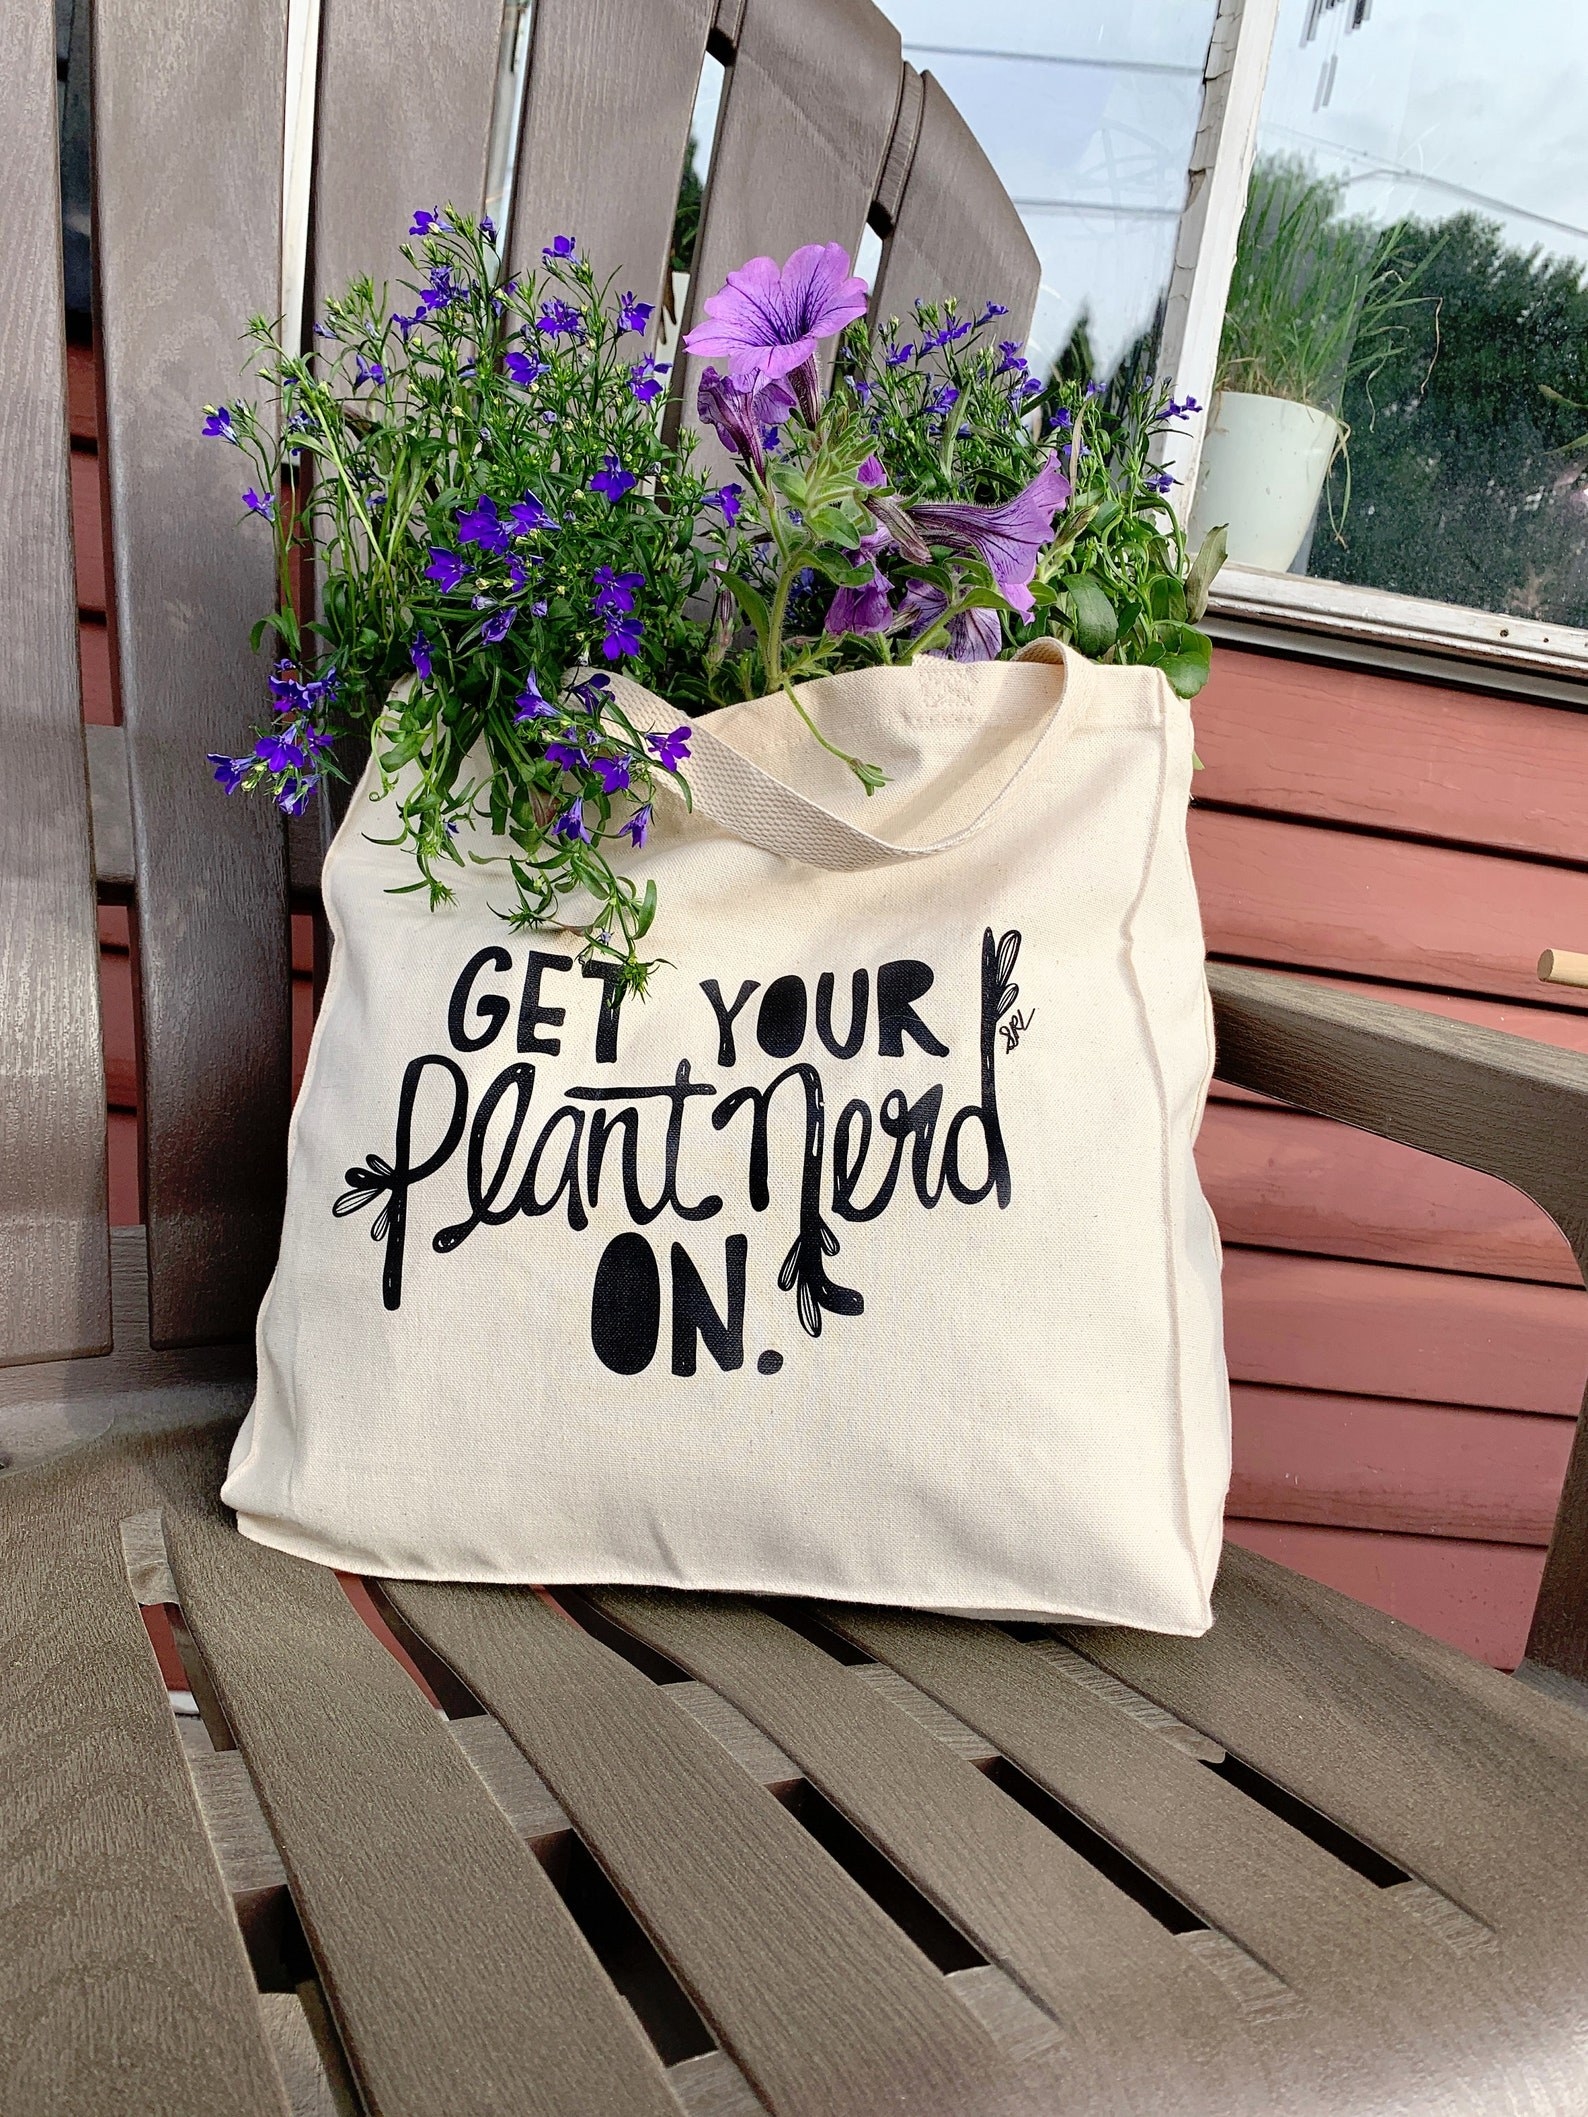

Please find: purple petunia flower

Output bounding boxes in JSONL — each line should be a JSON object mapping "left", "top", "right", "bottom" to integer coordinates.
{"left": 629, "top": 356, "right": 668, "bottom": 405}
{"left": 203, "top": 406, "right": 236, "bottom": 442}
{"left": 857, "top": 453, "right": 887, "bottom": 489}
{"left": 600, "top": 614, "right": 644, "bottom": 659}
{"left": 208, "top": 751, "right": 252, "bottom": 793}
{"left": 545, "top": 740, "right": 588, "bottom": 773}
{"left": 552, "top": 799, "right": 590, "bottom": 843}
{"left": 695, "top": 366, "right": 796, "bottom": 476}
{"left": 704, "top": 482, "right": 744, "bottom": 525}
{"left": 480, "top": 607, "right": 517, "bottom": 643}
{"left": 593, "top": 753, "right": 632, "bottom": 794}
{"left": 617, "top": 291, "right": 654, "bottom": 334}
{"left": 355, "top": 354, "right": 385, "bottom": 388}
{"left": 644, "top": 725, "right": 691, "bottom": 774}
{"left": 504, "top": 350, "right": 548, "bottom": 388}
{"left": 536, "top": 299, "right": 584, "bottom": 340}
{"left": 426, "top": 547, "right": 468, "bottom": 592}
{"left": 823, "top": 527, "right": 894, "bottom": 638}
{"left": 410, "top": 209, "right": 446, "bottom": 237}
{"left": 589, "top": 453, "right": 636, "bottom": 502}
{"left": 899, "top": 579, "right": 1002, "bottom": 663}
{"left": 620, "top": 803, "right": 652, "bottom": 849}
{"left": 509, "top": 490, "right": 558, "bottom": 534}
{"left": 514, "top": 674, "right": 554, "bottom": 721}
{"left": 457, "top": 496, "right": 511, "bottom": 553}
{"left": 593, "top": 566, "right": 644, "bottom": 616}
{"left": 907, "top": 454, "right": 1071, "bottom": 619}
{"left": 410, "top": 631, "right": 433, "bottom": 680}
{"left": 685, "top": 243, "right": 869, "bottom": 390}
{"left": 543, "top": 234, "right": 578, "bottom": 259}
{"left": 243, "top": 488, "right": 275, "bottom": 520}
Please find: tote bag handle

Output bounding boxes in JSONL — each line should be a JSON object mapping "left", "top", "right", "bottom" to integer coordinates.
{"left": 604, "top": 639, "right": 1079, "bottom": 874}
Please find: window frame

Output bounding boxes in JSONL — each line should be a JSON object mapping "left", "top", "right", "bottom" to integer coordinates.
{"left": 1160, "top": 0, "right": 1588, "bottom": 689}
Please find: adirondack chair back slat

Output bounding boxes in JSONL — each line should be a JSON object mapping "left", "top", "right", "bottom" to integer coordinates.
{"left": 870, "top": 71, "right": 1042, "bottom": 341}
{"left": 92, "top": 0, "right": 293, "bottom": 1350}
{"left": 309, "top": 0, "right": 503, "bottom": 304}
{"left": 1, "top": 0, "right": 109, "bottom": 1365}
{"left": 505, "top": 0, "right": 715, "bottom": 309}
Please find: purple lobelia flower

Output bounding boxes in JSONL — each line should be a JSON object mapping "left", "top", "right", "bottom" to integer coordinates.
{"left": 899, "top": 580, "right": 1003, "bottom": 662}
{"left": 553, "top": 799, "right": 590, "bottom": 843}
{"left": 823, "top": 527, "right": 894, "bottom": 638}
{"left": 536, "top": 299, "right": 584, "bottom": 340}
{"left": 617, "top": 291, "right": 654, "bottom": 334}
{"left": 544, "top": 739, "right": 588, "bottom": 773}
{"left": 207, "top": 751, "right": 252, "bottom": 792}
{"left": 480, "top": 607, "right": 517, "bottom": 643}
{"left": 628, "top": 356, "right": 667, "bottom": 405}
{"left": 410, "top": 209, "right": 446, "bottom": 237}
{"left": 684, "top": 244, "right": 868, "bottom": 403}
{"left": 600, "top": 614, "right": 644, "bottom": 659}
{"left": 704, "top": 482, "right": 743, "bottom": 525}
{"left": 457, "top": 496, "right": 512, "bottom": 553}
{"left": 695, "top": 367, "right": 795, "bottom": 476}
{"left": 203, "top": 406, "right": 237, "bottom": 441}
{"left": 426, "top": 547, "right": 468, "bottom": 592}
{"left": 354, "top": 354, "right": 385, "bottom": 388}
{"left": 593, "top": 566, "right": 643, "bottom": 616}
{"left": 589, "top": 454, "right": 636, "bottom": 502}
{"left": 514, "top": 673, "right": 554, "bottom": 721}
{"left": 907, "top": 455, "right": 1071, "bottom": 619}
{"left": 255, "top": 729, "right": 307, "bottom": 773}
{"left": 410, "top": 631, "right": 433, "bottom": 680}
{"left": 543, "top": 233, "right": 577, "bottom": 259}
{"left": 592, "top": 753, "right": 631, "bottom": 794}
{"left": 509, "top": 490, "right": 558, "bottom": 534}
{"left": 573, "top": 672, "right": 611, "bottom": 713}
{"left": 620, "top": 802, "right": 652, "bottom": 849}
{"left": 644, "top": 725, "right": 691, "bottom": 774}
{"left": 504, "top": 350, "right": 548, "bottom": 388}
{"left": 243, "top": 488, "right": 275, "bottom": 520}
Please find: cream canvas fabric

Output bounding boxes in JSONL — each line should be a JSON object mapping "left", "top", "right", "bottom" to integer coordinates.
{"left": 224, "top": 644, "right": 1230, "bottom": 1630}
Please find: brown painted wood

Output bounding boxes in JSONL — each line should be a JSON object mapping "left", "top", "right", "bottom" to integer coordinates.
{"left": 387, "top": 1580, "right": 1022, "bottom": 2117}
{"left": 1193, "top": 646, "right": 1588, "bottom": 862}
{"left": 80, "top": 619, "right": 114, "bottom": 725}
{"left": 163, "top": 1445, "right": 683, "bottom": 2117}
{"left": 677, "top": 0, "right": 902, "bottom": 455}
{"left": 1225, "top": 1519, "right": 1545, "bottom": 1670}
{"left": 870, "top": 70, "right": 1039, "bottom": 343}
{"left": 0, "top": 1432, "right": 289, "bottom": 2115}
{"left": 67, "top": 342, "right": 97, "bottom": 443}
{"left": 310, "top": 0, "right": 503, "bottom": 308}
{"left": 1229, "top": 1387, "right": 1569, "bottom": 1546}
{"left": 1194, "top": 809, "right": 1588, "bottom": 1011}
{"left": 1199, "top": 1100, "right": 1581, "bottom": 1284}
{"left": 1221, "top": 1246, "right": 1588, "bottom": 1417}
{"left": 585, "top": 1588, "right": 1259, "bottom": 2114}
{"left": 1, "top": 0, "right": 109, "bottom": 1366}
{"left": 92, "top": 0, "right": 293, "bottom": 1347}
{"left": 508, "top": 0, "right": 715, "bottom": 313}
{"left": 70, "top": 447, "right": 106, "bottom": 613}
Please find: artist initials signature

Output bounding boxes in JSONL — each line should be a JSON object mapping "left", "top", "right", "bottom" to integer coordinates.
{"left": 1001, "top": 1007, "right": 1035, "bottom": 1054}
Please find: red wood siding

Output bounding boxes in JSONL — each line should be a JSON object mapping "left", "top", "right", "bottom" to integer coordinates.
{"left": 68, "top": 342, "right": 1586, "bottom": 1666}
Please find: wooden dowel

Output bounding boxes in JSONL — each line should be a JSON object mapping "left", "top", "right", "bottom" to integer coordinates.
{"left": 1538, "top": 949, "right": 1588, "bottom": 990}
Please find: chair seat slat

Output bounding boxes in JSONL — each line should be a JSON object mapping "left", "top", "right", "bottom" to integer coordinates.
{"left": 387, "top": 1579, "right": 1023, "bottom": 2117}
{"left": 0, "top": 0, "right": 109, "bottom": 1364}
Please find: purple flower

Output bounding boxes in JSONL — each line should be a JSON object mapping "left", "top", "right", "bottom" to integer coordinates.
{"left": 907, "top": 455, "right": 1071, "bottom": 619}
{"left": 536, "top": 299, "right": 584, "bottom": 339}
{"left": 480, "top": 607, "right": 517, "bottom": 643}
{"left": 644, "top": 725, "right": 691, "bottom": 774}
{"left": 504, "top": 350, "right": 548, "bottom": 387}
{"left": 685, "top": 243, "right": 869, "bottom": 388}
{"left": 928, "top": 383, "right": 960, "bottom": 416}
{"left": 426, "top": 547, "right": 468, "bottom": 591}
{"left": 695, "top": 366, "right": 795, "bottom": 475}
{"left": 857, "top": 453, "right": 887, "bottom": 490}
{"left": 704, "top": 482, "right": 743, "bottom": 525}
{"left": 509, "top": 491, "right": 558, "bottom": 534}
{"left": 900, "top": 580, "right": 1002, "bottom": 662}
{"left": 629, "top": 356, "right": 668, "bottom": 405}
{"left": 1147, "top": 470, "right": 1176, "bottom": 495}
{"left": 573, "top": 672, "right": 612, "bottom": 713}
{"left": 255, "top": 730, "right": 306, "bottom": 773}
{"left": 354, "top": 354, "right": 385, "bottom": 388}
{"left": 1168, "top": 394, "right": 1202, "bottom": 419}
{"left": 995, "top": 341, "right": 1027, "bottom": 376}
{"left": 617, "top": 291, "right": 654, "bottom": 334}
{"left": 593, "top": 565, "right": 644, "bottom": 615}
{"left": 203, "top": 406, "right": 236, "bottom": 442}
{"left": 515, "top": 674, "right": 554, "bottom": 721}
{"left": 480, "top": 214, "right": 497, "bottom": 244}
{"left": 979, "top": 301, "right": 1009, "bottom": 323}
{"left": 590, "top": 453, "right": 636, "bottom": 502}
{"left": 593, "top": 753, "right": 631, "bottom": 794}
{"left": 393, "top": 311, "right": 422, "bottom": 341}
{"left": 277, "top": 780, "right": 315, "bottom": 818}
{"left": 410, "top": 631, "right": 433, "bottom": 680}
{"left": 620, "top": 803, "right": 652, "bottom": 849}
{"left": 543, "top": 234, "right": 577, "bottom": 259}
{"left": 600, "top": 614, "right": 644, "bottom": 659}
{"left": 410, "top": 209, "right": 446, "bottom": 237}
{"left": 553, "top": 800, "right": 590, "bottom": 842}
{"left": 457, "top": 496, "right": 511, "bottom": 553}
{"left": 885, "top": 342, "right": 914, "bottom": 368}
{"left": 420, "top": 265, "right": 460, "bottom": 314}
{"left": 545, "top": 739, "right": 588, "bottom": 773}
{"left": 1050, "top": 405, "right": 1073, "bottom": 431}
{"left": 208, "top": 751, "right": 251, "bottom": 792}
{"left": 823, "top": 527, "right": 893, "bottom": 638}
{"left": 243, "top": 488, "right": 275, "bottom": 520}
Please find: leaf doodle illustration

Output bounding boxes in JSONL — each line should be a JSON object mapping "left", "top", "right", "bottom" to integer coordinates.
{"left": 993, "top": 929, "right": 1022, "bottom": 1022}
{"left": 334, "top": 1155, "right": 398, "bottom": 1244}
{"left": 777, "top": 1214, "right": 864, "bottom": 1339}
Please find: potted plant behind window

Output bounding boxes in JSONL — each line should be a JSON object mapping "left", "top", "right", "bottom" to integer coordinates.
{"left": 1190, "top": 158, "right": 1424, "bottom": 572}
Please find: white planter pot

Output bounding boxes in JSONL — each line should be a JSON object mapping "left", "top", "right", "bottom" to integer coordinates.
{"left": 1188, "top": 390, "right": 1343, "bottom": 573}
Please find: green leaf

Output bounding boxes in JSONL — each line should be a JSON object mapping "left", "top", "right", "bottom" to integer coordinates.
{"left": 720, "top": 570, "right": 772, "bottom": 650}
{"left": 1142, "top": 622, "right": 1213, "bottom": 699}
{"left": 1062, "top": 574, "right": 1119, "bottom": 656}
{"left": 1148, "top": 573, "right": 1187, "bottom": 625}
{"left": 808, "top": 546, "right": 876, "bottom": 587}
{"left": 1184, "top": 523, "right": 1228, "bottom": 622}
{"left": 634, "top": 878, "right": 658, "bottom": 938}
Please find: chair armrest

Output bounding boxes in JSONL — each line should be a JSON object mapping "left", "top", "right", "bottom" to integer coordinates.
{"left": 1207, "top": 962, "right": 1588, "bottom": 1686}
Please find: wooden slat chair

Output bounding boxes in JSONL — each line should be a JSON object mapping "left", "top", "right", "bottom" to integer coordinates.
{"left": 6, "top": 0, "right": 1588, "bottom": 2108}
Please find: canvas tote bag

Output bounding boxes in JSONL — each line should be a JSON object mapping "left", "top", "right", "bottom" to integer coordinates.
{"left": 224, "top": 641, "right": 1230, "bottom": 1631}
